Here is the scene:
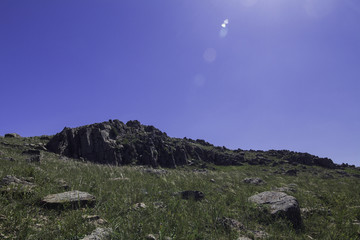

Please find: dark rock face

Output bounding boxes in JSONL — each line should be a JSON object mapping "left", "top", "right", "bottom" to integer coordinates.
{"left": 4, "top": 133, "right": 21, "bottom": 138}
{"left": 248, "top": 191, "right": 302, "bottom": 228}
{"left": 46, "top": 120, "right": 245, "bottom": 168}
{"left": 46, "top": 119, "right": 336, "bottom": 169}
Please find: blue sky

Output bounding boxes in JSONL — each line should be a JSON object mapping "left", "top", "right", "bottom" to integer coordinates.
{"left": 1, "top": 0, "right": 359, "bottom": 166}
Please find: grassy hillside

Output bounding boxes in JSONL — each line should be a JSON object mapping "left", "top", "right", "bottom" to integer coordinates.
{"left": 0, "top": 136, "right": 360, "bottom": 239}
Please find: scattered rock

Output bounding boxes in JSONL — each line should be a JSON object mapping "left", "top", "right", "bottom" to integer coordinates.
{"left": 178, "top": 190, "right": 205, "bottom": 201}
{"left": 237, "top": 237, "right": 252, "bottom": 240}
{"left": 321, "top": 173, "right": 334, "bottom": 179}
{"left": 285, "top": 169, "right": 298, "bottom": 176}
{"left": 210, "top": 178, "right": 215, "bottom": 183}
{"left": 146, "top": 234, "right": 171, "bottom": 240}
{"left": 56, "top": 179, "right": 70, "bottom": 190}
{"left": 153, "top": 201, "right": 165, "bottom": 209}
{"left": 26, "top": 155, "right": 41, "bottom": 163}
{"left": 82, "top": 215, "right": 108, "bottom": 226}
{"left": 217, "top": 217, "right": 244, "bottom": 231}
{"left": 243, "top": 177, "right": 265, "bottom": 185}
{"left": 273, "top": 184, "right": 297, "bottom": 193}
{"left": 142, "top": 168, "right": 168, "bottom": 175}
{"left": 353, "top": 220, "right": 360, "bottom": 226}
{"left": 81, "top": 227, "right": 112, "bottom": 240}
{"left": 300, "top": 207, "right": 332, "bottom": 218}
{"left": 41, "top": 190, "right": 96, "bottom": 209}
{"left": 0, "top": 175, "right": 36, "bottom": 194}
{"left": 248, "top": 191, "right": 302, "bottom": 228}
{"left": 192, "top": 169, "right": 208, "bottom": 173}
{"left": 4, "top": 133, "right": 21, "bottom": 138}
{"left": 109, "top": 177, "right": 130, "bottom": 181}
{"left": 250, "top": 230, "right": 269, "bottom": 239}
{"left": 146, "top": 234, "right": 158, "bottom": 240}
{"left": 132, "top": 202, "right": 147, "bottom": 210}
{"left": 0, "top": 214, "right": 6, "bottom": 221}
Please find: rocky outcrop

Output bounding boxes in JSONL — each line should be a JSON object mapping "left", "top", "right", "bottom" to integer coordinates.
{"left": 248, "top": 191, "right": 302, "bottom": 228}
{"left": 4, "top": 133, "right": 21, "bottom": 138}
{"left": 269, "top": 150, "right": 336, "bottom": 169}
{"left": 46, "top": 120, "right": 245, "bottom": 168}
{"left": 46, "top": 119, "right": 336, "bottom": 169}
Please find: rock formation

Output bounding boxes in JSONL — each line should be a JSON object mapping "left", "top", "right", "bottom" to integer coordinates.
{"left": 46, "top": 119, "right": 336, "bottom": 169}
{"left": 46, "top": 120, "right": 245, "bottom": 168}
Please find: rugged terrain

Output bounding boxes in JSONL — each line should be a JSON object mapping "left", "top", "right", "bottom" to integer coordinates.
{"left": 46, "top": 120, "right": 338, "bottom": 169}
{"left": 0, "top": 120, "right": 359, "bottom": 239}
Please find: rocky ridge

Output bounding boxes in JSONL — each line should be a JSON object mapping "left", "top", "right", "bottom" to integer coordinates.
{"left": 46, "top": 120, "right": 338, "bottom": 169}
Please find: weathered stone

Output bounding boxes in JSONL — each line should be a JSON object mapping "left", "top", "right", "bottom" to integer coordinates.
{"left": 81, "top": 227, "right": 112, "bottom": 240}
{"left": 300, "top": 207, "right": 332, "bottom": 218}
{"left": 0, "top": 175, "right": 35, "bottom": 194}
{"left": 109, "top": 177, "right": 129, "bottom": 181}
{"left": 132, "top": 202, "right": 147, "bottom": 210}
{"left": 41, "top": 190, "right": 96, "bottom": 209}
{"left": 285, "top": 169, "right": 298, "bottom": 176}
{"left": 153, "top": 201, "right": 165, "bottom": 209}
{"left": 4, "top": 133, "right": 21, "bottom": 138}
{"left": 82, "top": 215, "right": 108, "bottom": 226}
{"left": 248, "top": 191, "right": 302, "bottom": 228}
{"left": 243, "top": 177, "right": 265, "bottom": 185}
{"left": 237, "top": 237, "right": 252, "bottom": 240}
{"left": 26, "top": 155, "right": 41, "bottom": 163}
{"left": 217, "top": 217, "right": 244, "bottom": 231}
{"left": 273, "top": 186, "right": 297, "bottom": 193}
{"left": 142, "top": 168, "right": 168, "bottom": 175}
{"left": 56, "top": 179, "right": 70, "bottom": 190}
{"left": 146, "top": 234, "right": 158, "bottom": 240}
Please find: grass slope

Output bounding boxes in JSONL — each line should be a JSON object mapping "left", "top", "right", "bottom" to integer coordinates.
{"left": 0, "top": 136, "right": 360, "bottom": 239}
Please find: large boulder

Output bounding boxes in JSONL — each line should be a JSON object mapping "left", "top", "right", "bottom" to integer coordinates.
{"left": 248, "top": 191, "right": 302, "bottom": 228}
{"left": 41, "top": 190, "right": 96, "bottom": 209}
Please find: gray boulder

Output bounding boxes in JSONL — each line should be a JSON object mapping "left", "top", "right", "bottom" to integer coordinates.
{"left": 41, "top": 190, "right": 96, "bottom": 209}
{"left": 248, "top": 191, "right": 302, "bottom": 228}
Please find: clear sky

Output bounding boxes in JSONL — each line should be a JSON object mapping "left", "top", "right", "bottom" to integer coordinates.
{"left": 1, "top": 0, "right": 359, "bottom": 166}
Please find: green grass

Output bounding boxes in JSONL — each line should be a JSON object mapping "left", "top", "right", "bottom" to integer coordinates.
{"left": 0, "top": 137, "right": 360, "bottom": 239}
